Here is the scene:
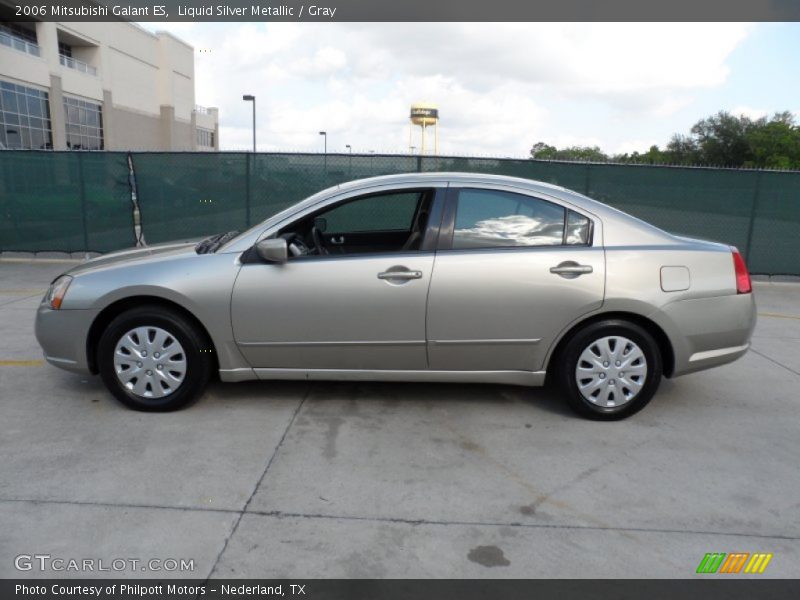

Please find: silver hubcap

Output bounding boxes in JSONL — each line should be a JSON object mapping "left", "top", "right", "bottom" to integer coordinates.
{"left": 113, "top": 326, "right": 187, "bottom": 399}
{"left": 575, "top": 335, "right": 647, "bottom": 408}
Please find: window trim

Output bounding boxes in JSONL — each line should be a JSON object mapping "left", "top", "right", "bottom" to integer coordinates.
{"left": 438, "top": 186, "right": 596, "bottom": 252}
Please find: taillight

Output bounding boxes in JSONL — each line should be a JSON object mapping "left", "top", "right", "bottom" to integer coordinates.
{"left": 731, "top": 247, "right": 751, "bottom": 294}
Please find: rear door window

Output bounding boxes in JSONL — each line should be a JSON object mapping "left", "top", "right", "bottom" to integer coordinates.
{"left": 452, "top": 189, "right": 566, "bottom": 249}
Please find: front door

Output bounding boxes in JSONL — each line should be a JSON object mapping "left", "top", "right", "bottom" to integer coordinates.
{"left": 231, "top": 188, "right": 440, "bottom": 371}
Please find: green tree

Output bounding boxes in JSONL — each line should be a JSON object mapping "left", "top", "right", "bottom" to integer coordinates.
{"left": 664, "top": 134, "right": 701, "bottom": 164}
{"left": 614, "top": 145, "right": 669, "bottom": 165}
{"left": 688, "top": 111, "right": 755, "bottom": 166}
{"left": 530, "top": 110, "right": 800, "bottom": 169}
{"left": 530, "top": 142, "right": 558, "bottom": 159}
{"left": 530, "top": 142, "right": 608, "bottom": 162}
{"left": 745, "top": 111, "right": 800, "bottom": 169}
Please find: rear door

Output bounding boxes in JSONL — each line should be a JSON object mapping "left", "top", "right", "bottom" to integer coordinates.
{"left": 427, "top": 185, "right": 605, "bottom": 372}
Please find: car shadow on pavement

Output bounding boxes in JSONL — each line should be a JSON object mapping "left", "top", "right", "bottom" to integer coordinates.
{"left": 199, "top": 378, "right": 577, "bottom": 418}
{"left": 47, "top": 367, "right": 589, "bottom": 419}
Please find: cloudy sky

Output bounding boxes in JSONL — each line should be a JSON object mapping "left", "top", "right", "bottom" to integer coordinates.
{"left": 148, "top": 22, "right": 800, "bottom": 157}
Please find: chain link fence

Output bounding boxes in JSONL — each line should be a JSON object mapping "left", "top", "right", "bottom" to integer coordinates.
{"left": 1, "top": 151, "right": 798, "bottom": 274}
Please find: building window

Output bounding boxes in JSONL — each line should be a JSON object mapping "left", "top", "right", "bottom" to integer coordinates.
{"left": 57, "top": 39, "right": 97, "bottom": 76}
{"left": 0, "top": 80, "right": 53, "bottom": 150}
{"left": 58, "top": 41, "right": 72, "bottom": 57}
{"left": 197, "top": 127, "right": 215, "bottom": 148}
{"left": 0, "top": 22, "right": 36, "bottom": 44}
{"left": 63, "top": 96, "right": 103, "bottom": 150}
{"left": 0, "top": 22, "right": 40, "bottom": 57}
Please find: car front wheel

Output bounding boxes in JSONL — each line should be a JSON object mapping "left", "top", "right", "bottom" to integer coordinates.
{"left": 97, "top": 306, "right": 213, "bottom": 411}
{"left": 555, "top": 319, "right": 663, "bottom": 420}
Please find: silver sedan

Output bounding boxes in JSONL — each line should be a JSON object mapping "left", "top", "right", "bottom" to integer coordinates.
{"left": 35, "top": 173, "right": 756, "bottom": 419}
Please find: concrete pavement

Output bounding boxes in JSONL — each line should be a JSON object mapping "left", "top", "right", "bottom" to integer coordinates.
{"left": 1, "top": 260, "right": 798, "bottom": 578}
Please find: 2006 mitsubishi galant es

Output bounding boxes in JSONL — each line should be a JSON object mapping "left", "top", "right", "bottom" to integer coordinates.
{"left": 35, "top": 173, "right": 756, "bottom": 419}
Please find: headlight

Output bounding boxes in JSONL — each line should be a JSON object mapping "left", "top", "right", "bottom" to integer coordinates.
{"left": 44, "top": 275, "right": 73, "bottom": 310}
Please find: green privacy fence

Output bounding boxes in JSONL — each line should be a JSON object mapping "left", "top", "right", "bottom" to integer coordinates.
{"left": 1, "top": 150, "right": 799, "bottom": 274}
{"left": 0, "top": 151, "right": 134, "bottom": 253}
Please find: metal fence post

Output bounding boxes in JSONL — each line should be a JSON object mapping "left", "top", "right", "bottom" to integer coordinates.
{"left": 245, "top": 152, "right": 252, "bottom": 228}
{"left": 416, "top": 154, "right": 423, "bottom": 172}
{"left": 76, "top": 152, "right": 89, "bottom": 253}
{"left": 584, "top": 162, "right": 592, "bottom": 196}
{"left": 743, "top": 170, "right": 763, "bottom": 262}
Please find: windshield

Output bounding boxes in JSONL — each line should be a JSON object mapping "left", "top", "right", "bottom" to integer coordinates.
{"left": 215, "top": 187, "right": 340, "bottom": 252}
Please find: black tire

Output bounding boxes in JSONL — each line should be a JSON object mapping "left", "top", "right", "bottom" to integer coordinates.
{"left": 554, "top": 319, "right": 663, "bottom": 420}
{"left": 97, "top": 305, "right": 213, "bottom": 411}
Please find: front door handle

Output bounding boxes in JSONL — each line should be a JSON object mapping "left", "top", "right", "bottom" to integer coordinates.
{"left": 550, "top": 261, "right": 593, "bottom": 278}
{"left": 378, "top": 269, "right": 423, "bottom": 281}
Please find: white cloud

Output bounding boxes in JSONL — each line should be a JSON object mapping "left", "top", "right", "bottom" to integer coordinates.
{"left": 731, "top": 106, "right": 769, "bottom": 119}
{"left": 149, "top": 22, "right": 753, "bottom": 154}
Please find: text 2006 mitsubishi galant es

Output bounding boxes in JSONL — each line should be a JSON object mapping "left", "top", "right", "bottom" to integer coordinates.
{"left": 35, "top": 173, "right": 756, "bottom": 419}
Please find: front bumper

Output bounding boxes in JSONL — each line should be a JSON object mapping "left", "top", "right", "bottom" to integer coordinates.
{"left": 34, "top": 304, "right": 99, "bottom": 375}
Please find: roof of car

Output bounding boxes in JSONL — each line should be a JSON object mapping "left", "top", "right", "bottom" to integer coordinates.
{"left": 333, "top": 171, "right": 613, "bottom": 217}
{"left": 336, "top": 171, "right": 569, "bottom": 195}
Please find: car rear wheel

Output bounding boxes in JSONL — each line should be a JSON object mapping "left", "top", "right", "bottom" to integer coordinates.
{"left": 97, "top": 306, "right": 212, "bottom": 411}
{"left": 555, "top": 319, "right": 663, "bottom": 420}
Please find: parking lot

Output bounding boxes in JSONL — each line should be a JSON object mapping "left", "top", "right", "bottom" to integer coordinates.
{"left": 1, "top": 259, "right": 798, "bottom": 579}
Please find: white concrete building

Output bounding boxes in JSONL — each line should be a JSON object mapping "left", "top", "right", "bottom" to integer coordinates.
{"left": 0, "top": 19, "right": 218, "bottom": 151}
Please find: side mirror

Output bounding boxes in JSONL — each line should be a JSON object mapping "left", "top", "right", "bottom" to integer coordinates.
{"left": 255, "top": 238, "right": 288, "bottom": 263}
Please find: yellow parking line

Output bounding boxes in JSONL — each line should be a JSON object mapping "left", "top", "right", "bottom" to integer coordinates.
{"left": 0, "top": 360, "right": 44, "bottom": 367}
{"left": 758, "top": 312, "right": 800, "bottom": 321}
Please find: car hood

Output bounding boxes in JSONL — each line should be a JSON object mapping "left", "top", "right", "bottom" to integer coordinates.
{"left": 66, "top": 240, "right": 201, "bottom": 277}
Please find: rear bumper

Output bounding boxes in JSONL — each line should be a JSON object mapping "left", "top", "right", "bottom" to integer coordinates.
{"left": 34, "top": 304, "right": 98, "bottom": 376}
{"left": 684, "top": 342, "right": 751, "bottom": 375}
{"left": 654, "top": 292, "right": 756, "bottom": 377}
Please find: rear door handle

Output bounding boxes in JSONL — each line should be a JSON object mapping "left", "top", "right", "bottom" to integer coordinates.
{"left": 550, "top": 262, "right": 593, "bottom": 278}
{"left": 378, "top": 269, "right": 423, "bottom": 281}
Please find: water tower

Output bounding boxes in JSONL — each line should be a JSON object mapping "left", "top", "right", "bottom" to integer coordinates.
{"left": 409, "top": 103, "right": 439, "bottom": 155}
